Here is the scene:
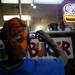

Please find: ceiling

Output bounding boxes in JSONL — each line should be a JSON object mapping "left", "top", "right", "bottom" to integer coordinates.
{"left": 0, "top": 0, "right": 64, "bottom": 4}
{"left": 0, "top": 0, "right": 75, "bottom": 4}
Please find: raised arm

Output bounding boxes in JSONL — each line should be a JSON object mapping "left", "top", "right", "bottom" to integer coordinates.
{"left": 35, "top": 30, "right": 68, "bottom": 65}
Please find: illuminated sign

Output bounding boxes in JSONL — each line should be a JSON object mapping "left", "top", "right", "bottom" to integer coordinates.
{"left": 63, "top": 3, "right": 75, "bottom": 23}
{"left": 64, "top": 3, "right": 75, "bottom": 13}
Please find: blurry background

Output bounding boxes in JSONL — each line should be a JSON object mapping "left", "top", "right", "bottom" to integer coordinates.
{"left": 0, "top": 0, "right": 75, "bottom": 31}
{"left": 0, "top": 0, "right": 75, "bottom": 75}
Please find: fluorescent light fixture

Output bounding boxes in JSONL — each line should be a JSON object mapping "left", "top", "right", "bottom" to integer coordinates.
{"left": 21, "top": 0, "right": 32, "bottom": 4}
{"left": 1, "top": 0, "right": 18, "bottom": 4}
{"left": 34, "top": 0, "right": 64, "bottom": 4}
{"left": 3, "top": 15, "right": 19, "bottom": 20}
{"left": 1, "top": 0, "right": 64, "bottom": 4}
{"left": 3, "top": 15, "right": 31, "bottom": 21}
{"left": 1, "top": 0, "right": 33, "bottom": 4}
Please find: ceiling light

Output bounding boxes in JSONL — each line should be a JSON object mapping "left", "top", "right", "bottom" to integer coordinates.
{"left": 1, "top": 0, "right": 64, "bottom": 4}
{"left": 1, "top": 0, "right": 33, "bottom": 4}
{"left": 34, "top": 0, "right": 64, "bottom": 4}
{"left": 3, "top": 15, "right": 31, "bottom": 21}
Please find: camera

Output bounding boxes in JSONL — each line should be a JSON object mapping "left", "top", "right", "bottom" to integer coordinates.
{"left": 29, "top": 32, "right": 37, "bottom": 39}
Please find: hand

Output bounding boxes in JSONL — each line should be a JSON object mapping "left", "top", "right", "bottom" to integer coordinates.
{"left": 35, "top": 30, "right": 60, "bottom": 57}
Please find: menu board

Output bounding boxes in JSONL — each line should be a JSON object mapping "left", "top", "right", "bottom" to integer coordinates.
{"left": 27, "top": 37, "right": 74, "bottom": 59}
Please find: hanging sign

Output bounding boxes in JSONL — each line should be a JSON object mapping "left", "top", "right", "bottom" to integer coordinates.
{"left": 63, "top": 3, "right": 75, "bottom": 23}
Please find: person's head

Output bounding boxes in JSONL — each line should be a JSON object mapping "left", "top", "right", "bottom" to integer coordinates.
{"left": 49, "top": 23, "right": 58, "bottom": 31}
{"left": 0, "top": 18, "right": 28, "bottom": 61}
{"left": 60, "top": 24, "right": 65, "bottom": 31}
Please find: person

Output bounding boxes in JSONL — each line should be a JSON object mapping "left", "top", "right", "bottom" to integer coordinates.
{"left": 0, "top": 18, "right": 67, "bottom": 75}
{"left": 59, "top": 22, "right": 71, "bottom": 32}
{"left": 48, "top": 23, "right": 59, "bottom": 31}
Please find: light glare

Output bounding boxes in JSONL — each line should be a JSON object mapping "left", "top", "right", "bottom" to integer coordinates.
{"left": 3, "top": 15, "right": 31, "bottom": 21}
{"left": 35, "top": 25, "right": 43, "bottom": 31}
{"left": 1, "top": 0, "right": 64, "bottom": 4}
